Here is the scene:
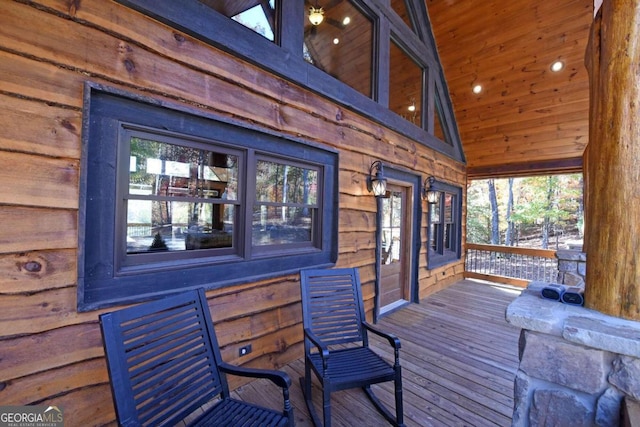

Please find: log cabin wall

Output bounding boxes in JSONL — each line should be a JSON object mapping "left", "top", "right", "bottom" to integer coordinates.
{"left": 0, "top": 0, "right": 465, "bottom": 424}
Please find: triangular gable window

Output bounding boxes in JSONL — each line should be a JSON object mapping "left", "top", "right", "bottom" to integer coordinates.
{"left": 390, "top": 0, "right": 414, "bottom": 31}
{"left": 202, "top": 0, "right": 276, "bottom": 42}
{"left": 434, "top": 86, "right": 452, "bottom": 146}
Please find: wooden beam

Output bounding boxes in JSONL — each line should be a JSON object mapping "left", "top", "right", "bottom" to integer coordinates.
{"left": 583, "top": 1, "right": 640, "bottom": 320}
{"left": 467, "top": 157, "right": 583, "bottom": 179}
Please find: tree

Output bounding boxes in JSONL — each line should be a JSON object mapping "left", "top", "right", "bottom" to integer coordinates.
{"left": 466, "top": 181, "right": 491, "bottom": 243}
{"left": 505, "top": 178, "right": 515, "bottom": 246}
{"left": 488, "top": 179, "right": 500, "bottom": 244}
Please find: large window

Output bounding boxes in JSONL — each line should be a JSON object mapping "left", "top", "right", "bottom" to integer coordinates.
{"left": 116, "top": 0, "right": 465, "bottom": 162}
{"left": 427, "top": 179, "right": 462, "bottom": 268}
{"left": 78, "top": 85, "right": 338, "bottom": 311}
{"left": 303, "top": 0, "right": 374, "bottom": 98}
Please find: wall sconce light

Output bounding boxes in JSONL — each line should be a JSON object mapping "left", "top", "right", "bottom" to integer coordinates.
{"left": 422, "top": 176, "right": 440, "bottom": 204}
{"left": 309, "top": 5, "right": 324, "bottom": 26}
{"left": 367, "top": 160, "right": 387, "bottom": 197}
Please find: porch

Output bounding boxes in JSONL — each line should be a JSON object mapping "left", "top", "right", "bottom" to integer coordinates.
{"left": 231, "top": 279, "right": 522, "bottom": 427}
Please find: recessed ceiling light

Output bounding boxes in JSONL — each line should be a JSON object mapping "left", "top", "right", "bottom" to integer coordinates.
{"left": 551, "top": 61, "right": 564, "bottom": 72}
{"left": 343, "top": 16, "right": 351, "bottom": 26}
{"left": 333, "top": 38, "right": 340, "bottom": 45}
{"left": 472, "top": 84, "right": 482, "bottom": 94}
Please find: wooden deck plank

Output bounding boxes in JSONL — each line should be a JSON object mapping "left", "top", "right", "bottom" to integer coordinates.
{"left": 232, "top": 279, "right": 522, "bottom": 426}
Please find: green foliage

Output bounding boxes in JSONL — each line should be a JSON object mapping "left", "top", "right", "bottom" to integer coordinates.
{"left": 467, "top": 174, "right": 583, "bottom": 247}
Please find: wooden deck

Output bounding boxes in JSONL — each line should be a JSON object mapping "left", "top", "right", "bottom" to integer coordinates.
{"left": 232, "top": 279, "right": 523, "bottom": 426}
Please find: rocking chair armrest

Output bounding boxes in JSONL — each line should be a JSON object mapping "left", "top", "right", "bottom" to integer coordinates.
{"left": 218, "top": 362, "right": 292, "bottom": 389}
{"left": 363, "top": 321, "right": 402, "bottom": 350}
{"left": 303, "top": 328, "right": 330, "bottom": 359}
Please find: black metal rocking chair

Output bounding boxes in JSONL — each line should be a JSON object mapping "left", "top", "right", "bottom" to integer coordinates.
{"left": 99, "top": 288, "right": 294, "bottom": 427}
{"left": 299, "top": 268, "right": 404, "bottom": 427}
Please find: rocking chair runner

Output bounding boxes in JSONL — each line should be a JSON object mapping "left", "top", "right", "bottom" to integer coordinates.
{"left": 299, "top": 268, "right": 404, "bottom": 427}
{"left": 99, "top": 288, "right": 294, "bottom": 427}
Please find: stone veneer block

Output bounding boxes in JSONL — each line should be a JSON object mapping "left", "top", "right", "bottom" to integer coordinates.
{"left": 596, "top": 387, "right": 623, "bottom": 426}
{"left": 529, "top": 389, "right": 592, "bottom": 427}
{"left": 520, "top": 332, "right": 608, "bottom": 393}
{"left": 609, "top": 356, "right": 640, "bottom": 400}
{"left": 564, "top": 317, "right": 640, "bottom": 358}
{"left": 559, "top": 260, "right": 579, "bottom": 273}
{"left": 512, "top": 371, "right": 532, "bottom": 426}
{"left": 562, "top": 272, "right": 585, "bottom": 287}
{"left": 556, "top": 250, "right": 587, "bottom": 262}
{"left": 506, "top": 286, "right": 584, "bottom": 336}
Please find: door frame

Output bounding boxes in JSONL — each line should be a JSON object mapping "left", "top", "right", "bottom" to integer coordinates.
{"left": 373, "top": 167, "right": 423, "bottom": 321}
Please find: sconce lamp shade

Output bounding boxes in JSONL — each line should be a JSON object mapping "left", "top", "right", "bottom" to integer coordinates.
{"left": 367, "top": 160, "right": 387, "bottom": 197}
{"left": 426, "top": 189, "right": 440, "bottom": 204}
{"left": 309, "top": 6, "right": 324, "bottom": 25}
{"left": 422, "top": 176, "right": 440, "bottom": 204}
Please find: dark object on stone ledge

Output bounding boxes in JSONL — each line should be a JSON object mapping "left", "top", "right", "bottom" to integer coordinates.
{"left": 541, "top": 284, "right": 566, "bottom": 301}
{"left": 561, "top": 287, "right": 585, "bottom": 306}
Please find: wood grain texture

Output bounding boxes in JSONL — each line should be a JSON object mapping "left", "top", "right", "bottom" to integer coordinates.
{"left": 584, "top": 1, "right": 640, "bottom": 320}
{"left": 0, "top": 1, "right": 466, "bottom": 424}
{"left": 234, "top": 280, "right": 522, "bottom": 426}
{"left": 428, "top": 0, "right": 593, "bottom": 176}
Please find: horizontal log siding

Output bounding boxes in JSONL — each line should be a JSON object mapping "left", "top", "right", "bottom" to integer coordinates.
{"left": 0, "top": 1, "right": 465, "bottom": 424}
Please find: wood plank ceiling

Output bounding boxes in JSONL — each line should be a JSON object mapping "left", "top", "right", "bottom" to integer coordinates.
{"left": 426, "top": 0, "right": 594, "bottom": 178}
{"left": 204, "top": 0, "right": 593, "bottom": 178}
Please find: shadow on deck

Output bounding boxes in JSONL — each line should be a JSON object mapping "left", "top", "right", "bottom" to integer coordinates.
{"left": 233, "top": 279, "right": 523, "bottom": 427}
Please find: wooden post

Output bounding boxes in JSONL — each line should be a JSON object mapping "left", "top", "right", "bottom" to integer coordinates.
{"left": 583, "top": 1, "right": 640, "bottom": 320}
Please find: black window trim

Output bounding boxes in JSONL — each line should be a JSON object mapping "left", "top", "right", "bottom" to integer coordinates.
{"left": 426, "top": 179, "right": 462, "bottom": 269}
{"left": 78, "top": 82, "right": 338, "bottom": 311}
{"left": 115, "top": 0, "right": 465, "bottom": 163}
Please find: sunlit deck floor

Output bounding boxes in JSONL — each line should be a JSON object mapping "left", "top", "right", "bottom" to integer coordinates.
{"left": 233, "top": 279, "right": 523, "bottom": 427}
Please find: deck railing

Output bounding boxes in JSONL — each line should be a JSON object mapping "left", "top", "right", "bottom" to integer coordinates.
{"left": 464, "top": 243, "right": 558, "bottom": 287}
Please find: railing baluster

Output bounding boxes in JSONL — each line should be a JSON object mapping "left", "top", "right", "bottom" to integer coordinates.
{"left": 464, "top": 243, "right": 558, "bottom": 287}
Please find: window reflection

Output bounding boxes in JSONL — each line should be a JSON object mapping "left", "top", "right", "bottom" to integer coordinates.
{"left": 389, "top": 41, "right": 423, "bottom": 127}
{"left": 304, "top": 0, "right": 373, "bottom": 98}
{"left": 253, "top": 160, "right": 319, "bottom": 246}
{"left": 434, "top": 90, "right": 452, "bottom": 145}
{"left": 126, "top": 137, "right": 239, "bottom": 253}
{"left": 390, "top": 0, "right": 413, "bottom": 30}
{"left": 200, "top": 0, "right": 276, "bottom": 41}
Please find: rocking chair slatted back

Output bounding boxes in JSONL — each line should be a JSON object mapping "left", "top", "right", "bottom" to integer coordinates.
{"left": 100, "top": 290, "right": 225, "bottom": 426}
{"left": 301, "top": 268, "right": 366, "bottom": 347}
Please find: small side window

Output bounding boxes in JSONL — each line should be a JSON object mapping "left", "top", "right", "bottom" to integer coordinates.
{"left": 427, "top": 180, "right": 462, "bottom": 268}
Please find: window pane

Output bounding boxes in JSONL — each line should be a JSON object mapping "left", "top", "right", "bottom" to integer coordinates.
{"left": 390, "top": 0, "right": 413, "bottom": 29}
{"left": 381, "top": 191, "right": 402, "bottom": 265}
{"left": 304, "top": 0, "right": 373, "bottom": 98}
{"left": 434, "top": 90, "right": 452, "bottom": 145}
{"left": 126, "top": 200, "right": 235, "bottom": 253}
{"left": 430, "top": 198, "right": 441, "bottom": 224}
{"left": 254, "top": 158, "right": 318, "bottom": 247}
{"left": 389, "top": 41, "right": 423, "bottom": 127}
{"left": 430, "top": 223, "right": 439, "bottom": 251}
{"left": 202, "top": 0, "right": 276, "bottom": 41}
{"left": 130, "top": 138, "right": 239, "bottom": 200}
{"left": 252, "top": 206, "right": 315, "bottom": 245}
{"left": 255, "top": 160, "right": 318, "bottom": 204}
{"left": 444, "top": 193, "right": 453, "bottom": 223}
